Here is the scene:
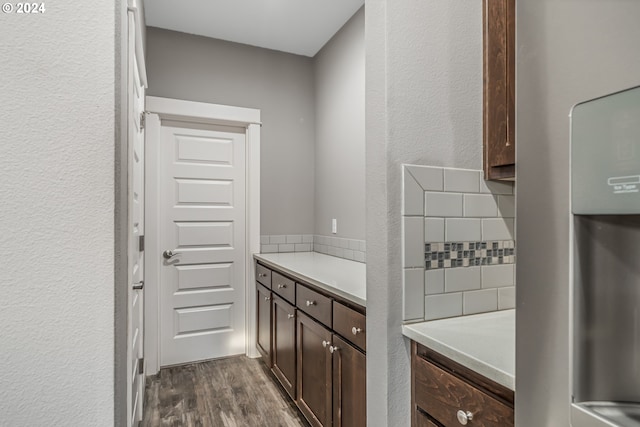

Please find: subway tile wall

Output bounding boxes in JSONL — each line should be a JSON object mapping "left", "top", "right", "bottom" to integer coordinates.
{"left": 260, "top": 234, "right": 366, "bottom": 263}
{"left": 402, "top": 164, "right": 516, "bottom": 322}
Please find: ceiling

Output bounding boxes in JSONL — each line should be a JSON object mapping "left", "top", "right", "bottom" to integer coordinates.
{"left": 144, "top": 0, "right": 364, "bottom": 57}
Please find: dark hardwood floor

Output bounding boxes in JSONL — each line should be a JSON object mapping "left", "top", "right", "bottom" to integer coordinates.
{"left": 143, "top": 356, "right": 308, "bottom": 427}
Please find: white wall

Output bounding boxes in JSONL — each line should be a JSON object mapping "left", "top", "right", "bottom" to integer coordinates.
{"left": 0, "top": 1, "right": 117, "bottom": 425}
{"left": 145, "top": 28, "right": 316, "bottom": 235}
{"left": 365, "top": 0, "right": 483, "bottom": 424}
{"left": 516, "top": 1, "right": 640, "bottom": 425}
{"left": 314, "top": 7, "right": 365, "bottom": 240}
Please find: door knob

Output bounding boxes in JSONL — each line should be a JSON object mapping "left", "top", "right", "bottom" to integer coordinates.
{"left": 132, "top": 281, "right": 144, "bottom": 290}
{"left": 163, "top": 249, "right": 179, "bottom": 259}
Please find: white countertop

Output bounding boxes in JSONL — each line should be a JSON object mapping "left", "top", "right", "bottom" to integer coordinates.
{"left": 402, "top": 309, "right": 515, "bottom": 390}
{"left": 253, "top": 252, "right": 366, "bottom": 307}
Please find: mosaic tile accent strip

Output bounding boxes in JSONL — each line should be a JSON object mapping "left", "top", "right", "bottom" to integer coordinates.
{"left": 425, "top": 240, "right": 515, "bottom": 270}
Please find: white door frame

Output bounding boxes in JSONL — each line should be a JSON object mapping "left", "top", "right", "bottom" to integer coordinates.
{"left": 144, "top": 96, "right": 261, "bottom": 375}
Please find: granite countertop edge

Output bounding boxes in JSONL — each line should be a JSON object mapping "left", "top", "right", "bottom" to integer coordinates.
{"left": 253, "top": 252, "right": 366, "bottom": 308}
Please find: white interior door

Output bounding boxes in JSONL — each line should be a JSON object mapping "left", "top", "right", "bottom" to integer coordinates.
{"left": 127, "top": 10, "right": 145, "bottom": 427}
{"left": 159, "top": 122, "right": 246, "bottom": 367}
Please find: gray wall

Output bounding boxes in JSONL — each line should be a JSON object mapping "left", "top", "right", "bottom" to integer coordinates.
{"left": 314, "top": 8, "right": 366, "bottom": 239}
{"left": 516, "top": 1, "right": 640, "bottom": 426}
{"left": 146, "top": 28, "right": 316, "bottom": 235}
{"left": 0, "top": 1, "right": 117, "bottom": 424}
{"left": 365, "top": 0, "right": 483, "bottom": 424}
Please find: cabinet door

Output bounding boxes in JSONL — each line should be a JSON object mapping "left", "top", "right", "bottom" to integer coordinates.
{"left": 297, "top": 312, "right": 332, "bottom": 427}
{"left": 332, "top": 335, "right": 366, "bottom": 427}
{"left": 256, "top": 283, "right": 272, "bottom": 366}
{"left": 272, "top": 295, "right": 296, "bottom": 399}
{"left": 483, "top": 0, "right": 516, "bottom": 180}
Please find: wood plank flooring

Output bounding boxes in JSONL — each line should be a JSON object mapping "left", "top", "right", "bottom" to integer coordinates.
{"left": 142, "top": 356, "right": 308, "bottom": 427}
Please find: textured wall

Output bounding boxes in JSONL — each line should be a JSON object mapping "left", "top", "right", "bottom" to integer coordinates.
{"left": 145, "top": 28, "right": 316, "bottom": 235}
{"left": 314, "top": 7, "right": 365, "bottom": 240}
{"left": 0, "top": 1, "right": 116, "bottom": 425}
{"left": 366, "top": 0, "right": 483, "bottom": 424}
{"left": 516, "top": 1, "right": 640, "bottom": 425}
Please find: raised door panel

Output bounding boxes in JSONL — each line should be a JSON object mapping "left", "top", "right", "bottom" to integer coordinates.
{"left": 297, "top": 312, "right": 332, "bottom": 427}
{"left": 332, "top": 335, "right": 366, "bottom": 427}
{"left": 256, "top": 283, "right": 272, "bottom": 366}
{"left": 272, "top": 295, "right": 296, "bottom": 399}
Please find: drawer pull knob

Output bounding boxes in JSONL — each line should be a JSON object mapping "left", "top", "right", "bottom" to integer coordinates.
{"left": 456, "top": 410, "right": 473, "bottom": 425}
{"left": 258, "top": 273, "right": 267, "bottom": 278}
{"left": 306, "top": 300, "right": 316, "bottom": 307}
{"left": 329, "top": 345, "right": 339, "bottom": 354}
{"left": 278, "top": 284, "right": 286, "bottom": 289}
{"left": 287, "top": 314, "right": 294, "bottom": 319}
{"left": 264, "top": 296, "right": 270, "bottom": 301}
{"left": 351, "top": 327, "right": 362, "bottom": 335}
{"left": 322, "top": 340, "right": 329, "bottom": 348}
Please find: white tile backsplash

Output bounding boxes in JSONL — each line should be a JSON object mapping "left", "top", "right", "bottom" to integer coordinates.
{"left": 402, "top": 164, "right": 516, "bottom": 321}
{"left": 406, "top": 165, "right": 444, "bottom": 191}
{"left": 404, "top": 269, "right": 426, "bottom": 320}
{"left": 480, "top": 179, "right": 514, "bottom": 195}
{"left": 463, "top": 289, "right": 498, "bottom": 315}
{"left": 424, "top": 218, "right": 445, "bottom": 242}
{"left": 445, "top": 266, "right": 481, "bottom": 292}
{"left": 497, "top": 195, "right": 516, "bottom": 218}
{"left": 481, "top": 264, "right": 515, "bottom": 288}
{"left": 313, "top": 235, "right": 366, "bottom": 263}
{"left": 425, "top": 269, "right": 445, "bottom": 295}
{"left": 403, "top": 217, "right": 425, "bottom": 268}
{"left": 482, "top": 218, "right": 515, "bottom": 241}
{"left": 444, "top": 168, "right": 481, "bottom": 193}
{"left": 425, "top": 192, "right": 463, "bottom": 217}
{"left": 286, "top": 235, "right": 302, "bottom": 244}
{"left": 445, "top": 218, "right": 482, "bottom": 242}
{"left": 403, "top": 170, "right": 425, "bottom": 216}
{"left": 425, "top": 293, "right": 463, "bottom": 320}
{"left": 498, "top": 286, "right": 516, "bottom": 310}
{"left": 270, "top": 235, "right": 286, "bottom": 244}
{"left": 464, "top": 194, "right": 498, "bottom": 217}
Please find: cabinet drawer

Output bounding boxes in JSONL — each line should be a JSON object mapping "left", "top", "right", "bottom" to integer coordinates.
{"left": 297, "top": 284, "right": 332, "bottom": 328}
{"left": 333, "top": 302, "right": 366, "bottom": 352}
{"left": 416, "top": 410, "right": 440, "bottom": 427}
{"left": 256, "top": 263, "right": 272, "bottom": 288}
{"left": 272, "top": 271, "right": 295, "bottom": 304}
{"left": 414, "top": 356, "right": 514, "bottom": 427}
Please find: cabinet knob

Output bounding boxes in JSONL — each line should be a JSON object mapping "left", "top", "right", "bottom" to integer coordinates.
{"left": 258, "top": 273, "right": 267, "bottom": 278}
{"left": 329, "top": 345, "right": 339, "bottom": 354}
{"left": 351, "top": 327, "right": 362, "bottom": 335}
{"left": 278, "top": 284, "right": 286, "bottom": 289}
{"left": 306, "top": 300, "right": 316, "bottom": 307}
{"left": 264, "top": 296, "right": 270, "bottom": 301}
{"left": 456, "top": 410, "right": 473, "bottom": 425}
{"left": 287, "top": 314, "right": 294, "bottom": 319}
{"left": 322, "top": 340, "right": 329, "bottom": 348}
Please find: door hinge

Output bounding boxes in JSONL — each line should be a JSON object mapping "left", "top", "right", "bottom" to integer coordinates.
{"left": 140, "top": 112, "right": 146, "bottom": 130}
{"left": 138, "top": 358, "right": 144, "bottom": 375}
{"left": 138, "top": 235, "right": 144, "bottom": 252}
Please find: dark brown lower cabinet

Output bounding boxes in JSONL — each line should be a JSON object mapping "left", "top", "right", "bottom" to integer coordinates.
{"left": 272, "top": 295, "right": 296, "bottom": 399}
{"left": 256, "top": 283, "right": 272, "bottom": 366}
{"left": 412, "top": 342, "right": 514, "bottom": 427}
{"left": 332, "top": 335, "right": 366, "bottom": 427}
{"left": 297, "top": 312, "right": 332, "bottom": 427}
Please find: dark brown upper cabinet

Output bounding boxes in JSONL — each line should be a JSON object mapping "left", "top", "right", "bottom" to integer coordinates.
{"left": 483, "top": 0, "right": 516, "bottom": 181}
